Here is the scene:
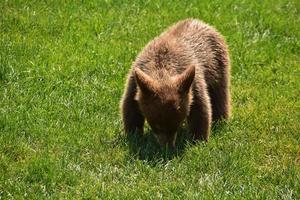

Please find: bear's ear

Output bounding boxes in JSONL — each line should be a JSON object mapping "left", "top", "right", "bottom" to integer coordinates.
{"left": 176, "top": 66, "right": 195, "bottom": 95}
{"left": 135, "top": 68, "right": 158, "bottom": 95}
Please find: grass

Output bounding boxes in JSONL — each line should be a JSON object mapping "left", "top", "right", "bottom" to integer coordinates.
{"left": 1, "top": 0, "right": 299, "bottom": 199}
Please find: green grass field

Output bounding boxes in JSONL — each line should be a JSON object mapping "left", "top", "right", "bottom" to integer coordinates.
{"left": 1, "top": 0, "right": 300, "bottom": 199}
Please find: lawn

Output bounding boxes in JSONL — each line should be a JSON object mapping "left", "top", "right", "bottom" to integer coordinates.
{"left": 1, "top": 0, "right": 299, "bottom": 199}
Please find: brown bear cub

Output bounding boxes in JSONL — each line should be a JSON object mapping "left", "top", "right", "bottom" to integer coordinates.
{"left": 120, "top": 19, "right": 230, "bottom": 146}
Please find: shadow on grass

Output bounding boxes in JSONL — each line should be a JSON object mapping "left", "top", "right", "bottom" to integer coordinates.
{"left": 124, "top": 120, "right": 228, "bottom": 164}
{"left": 125, "top": 127, "right": 190, "bottom": 163}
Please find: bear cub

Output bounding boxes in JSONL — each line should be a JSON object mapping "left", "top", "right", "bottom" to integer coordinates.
{"left": 120, "top": 19, "right": 231, "bottom": 146}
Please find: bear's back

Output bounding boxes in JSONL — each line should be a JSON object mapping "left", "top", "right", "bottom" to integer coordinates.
{"left": 165, "top": 19, "right": 230, "bottom": 86}
{"left": 134, "top": 19, "right": 229, "bottom": 88}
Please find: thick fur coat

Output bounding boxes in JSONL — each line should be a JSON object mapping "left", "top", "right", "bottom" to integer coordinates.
{"left": 120, "top": 19, "right": 231, "bottom": 146}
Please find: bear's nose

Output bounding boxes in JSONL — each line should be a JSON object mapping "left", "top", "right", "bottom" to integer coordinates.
{"left": 154, "top": 132, "right": 177, "bottom": 147}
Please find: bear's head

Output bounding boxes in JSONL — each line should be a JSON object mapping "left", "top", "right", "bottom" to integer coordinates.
{"left": 135, "top": 66, "right": 195, "bottom": 146}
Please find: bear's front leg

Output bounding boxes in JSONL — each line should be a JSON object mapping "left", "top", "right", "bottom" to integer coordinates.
{"left": 187, "top": 87, "right": 212, "bottom": 141}
{"left": 120, "top": 73, "right": 145, "bottom": 135}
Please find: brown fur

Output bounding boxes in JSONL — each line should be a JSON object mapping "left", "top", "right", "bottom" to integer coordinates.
{"left": 120, "top": 19, "right": 231, "bottom": 146}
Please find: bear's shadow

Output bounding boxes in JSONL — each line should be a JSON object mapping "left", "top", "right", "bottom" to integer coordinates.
{"left": 126, "top": 127, "right": 189, "bottom": 163}
{"left": 125, "top": 121, "right": 227, "bottom": 163}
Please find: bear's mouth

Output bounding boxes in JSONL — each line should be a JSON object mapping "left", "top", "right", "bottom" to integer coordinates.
{"left": 153, "top": 131, "right": 178, "bottom": 147}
